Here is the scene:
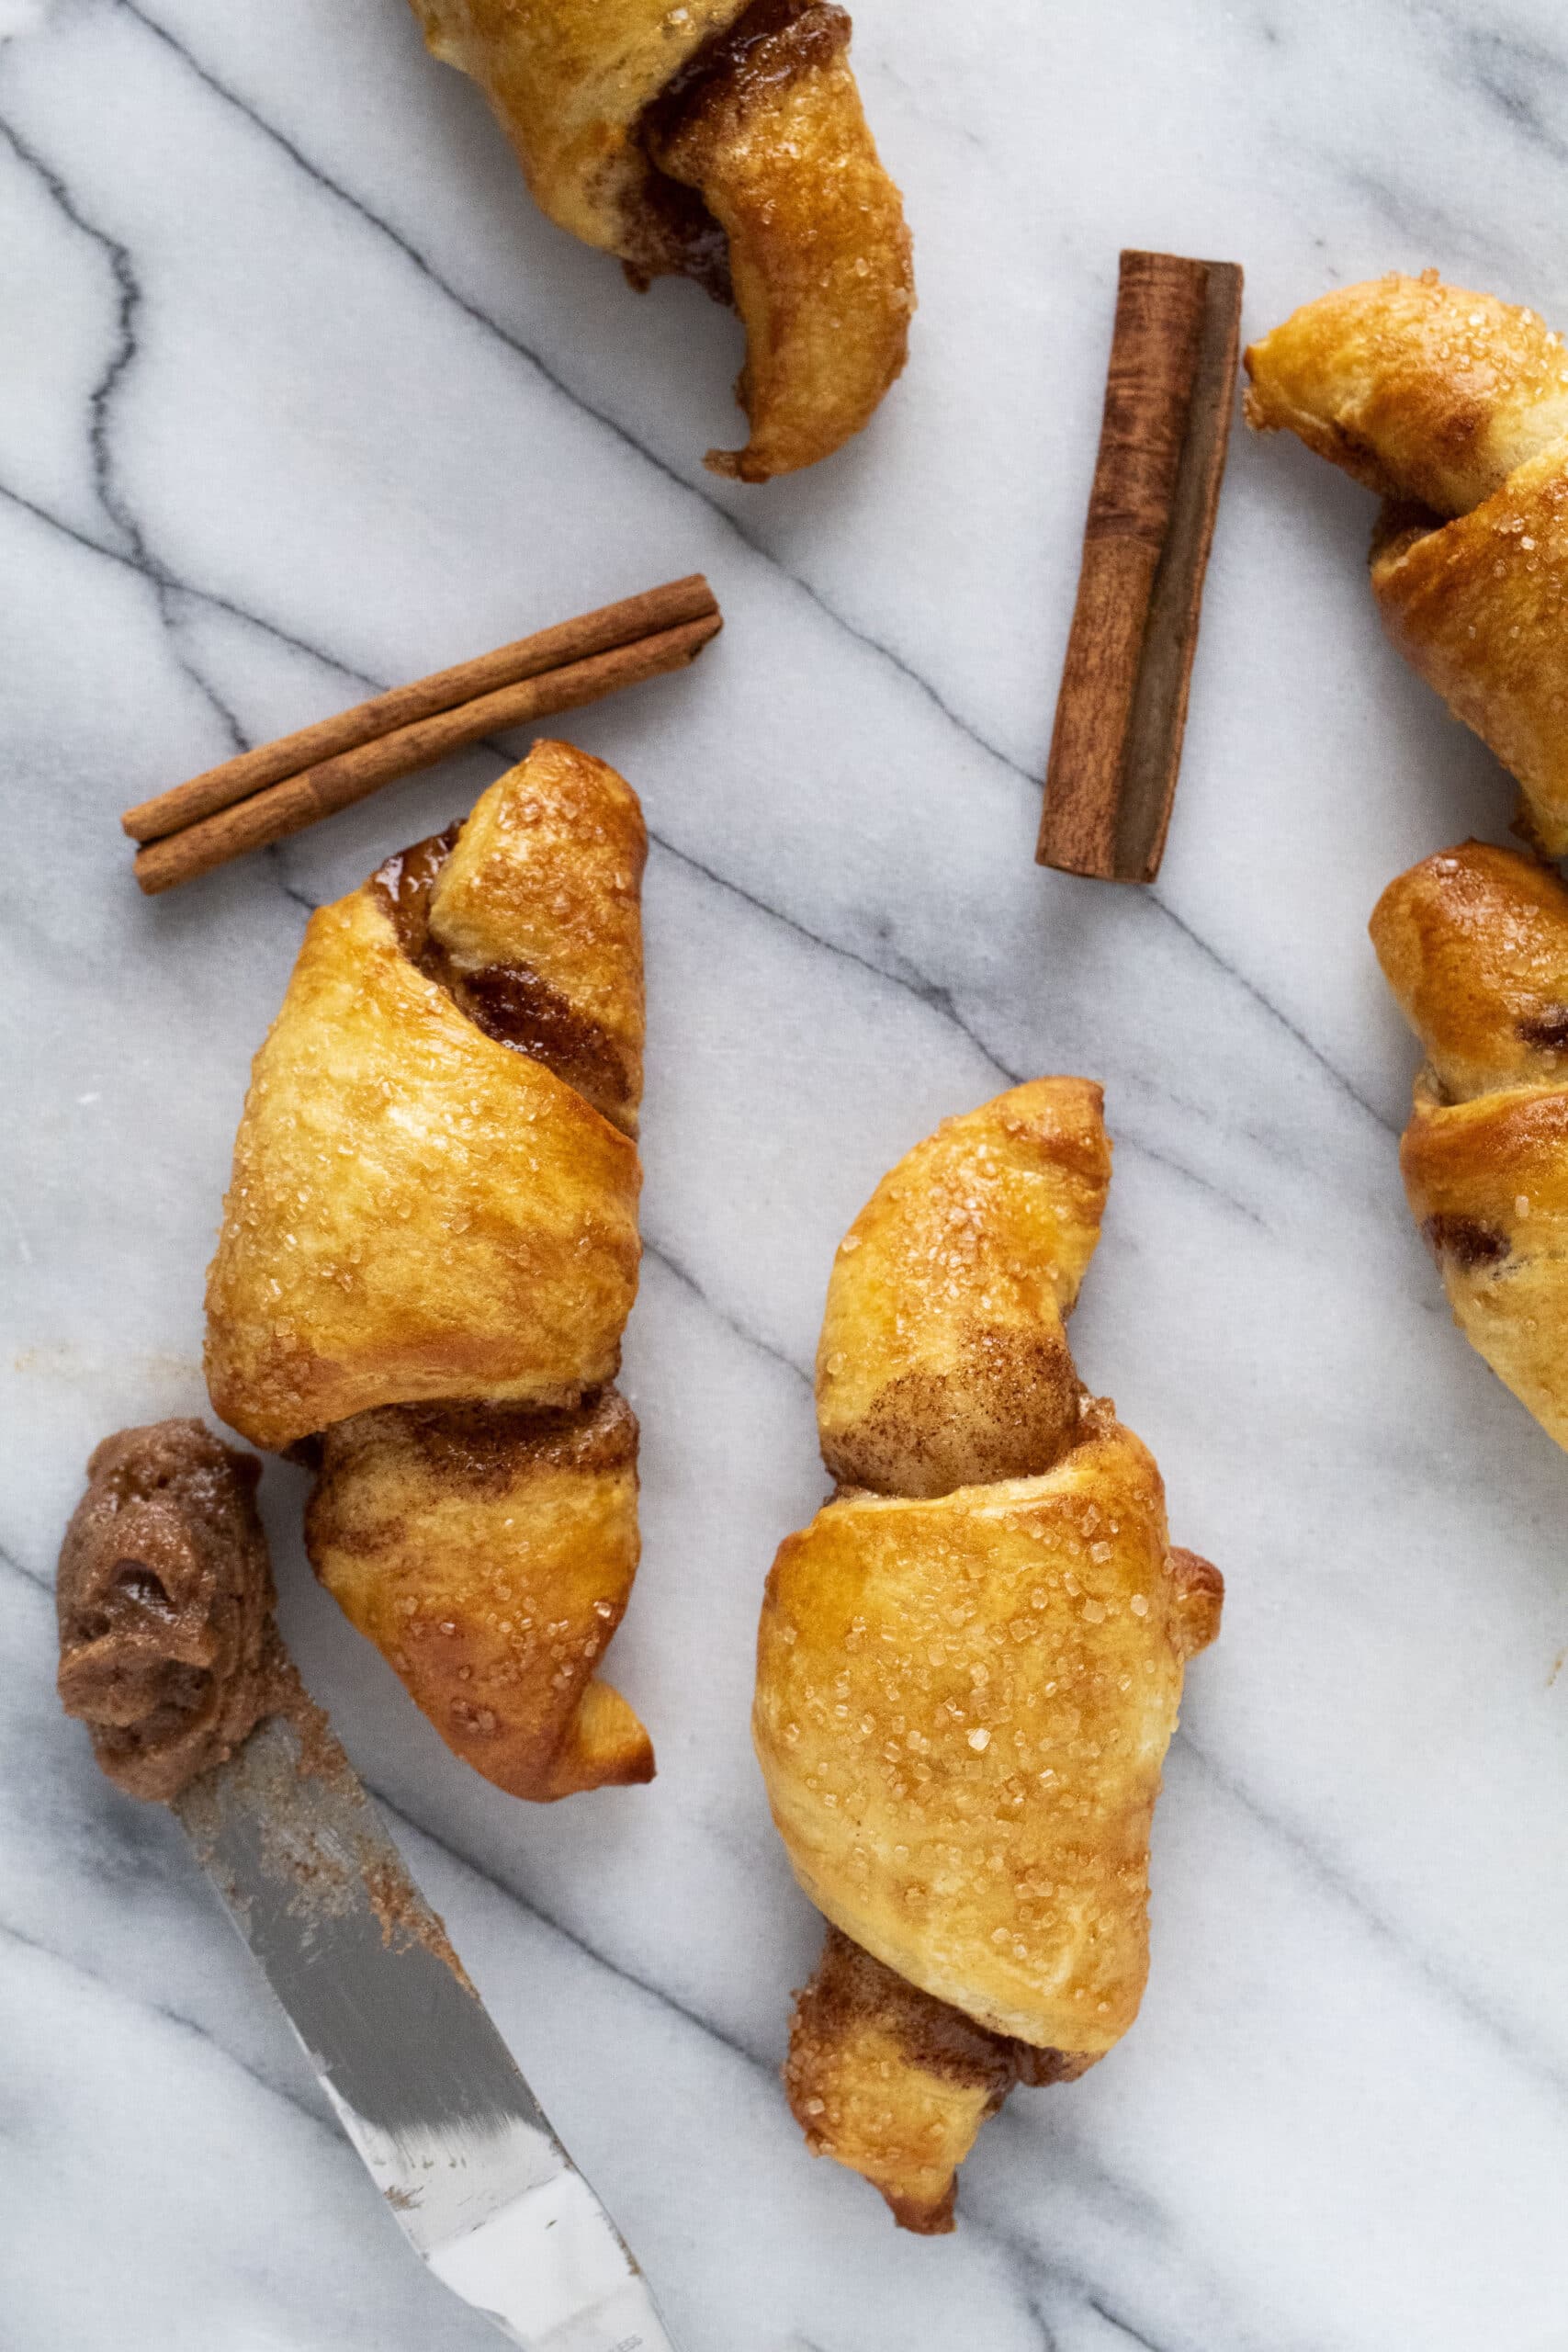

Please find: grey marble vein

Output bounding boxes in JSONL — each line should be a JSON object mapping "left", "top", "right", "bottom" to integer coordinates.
{"left": 1182, "top": 1732, "right": 1568, "bottom": 2107}
{"left": 0, "top": 1912, "right": 333, "bottom": 2137}
{"left": 0, "top": 108, "right": 247, "bottom": 750}
{"left": 117, "top": 0, "right": 1042, "bottom": 786}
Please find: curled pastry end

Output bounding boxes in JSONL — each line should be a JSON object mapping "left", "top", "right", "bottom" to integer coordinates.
{"left": 307, "top": 1393, "right": 653, "bottom": 1803}
{"left": 1169, "top": 1544, "right": 1224, "bottom": 1660}
{"left": 814, "top": 1078, "right": 1111, "bottom": 1497}
{"left": 541, "top": 1676, "right": 655, "bottom": 1799}
{"left": 784, "top": 1928, "right": 1012, "bottom": 2232}
{"left": 784, "top": 1928, "right": 1094, "bottom": 2232}
{"left": 649, "top": 2, "right": 914, "bottom": 482}
{"left": 56, "top": 1420, "right": 280, "bottom": 1803}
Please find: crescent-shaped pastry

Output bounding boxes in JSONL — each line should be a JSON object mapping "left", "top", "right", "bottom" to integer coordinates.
{"left": 205, "top": 740, "right": 653, "bottom": 1801}
{"left": 1245, "top": 270, "right": 1568, "bottom": 852}
{"left": 407, "top": 0, "right": 915, "bottom": 481}
{"left": 753, "top": 1080, "right": 1223, "bottom": 2230}
{"left": 1371, "top": 838, "right": 1568, "bottom": 1452}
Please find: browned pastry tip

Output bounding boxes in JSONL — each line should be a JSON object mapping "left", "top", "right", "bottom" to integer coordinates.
{"left": 647, "top": 1, "right": 914, "bottom": 481}
{"left": 815, "top": 1078, "right": 1112, "bottom": 1498}
{"left": 1371, "top": 841, "right": 1568, "bottom": 1454}
{"left": 1169, "top": 1544, "right": 1225, "bottom": 1658}
{"left": 1244, "top": 269, "right": 1568, "bottom": 514}
{"left": 56, "top": 1420, "right": 287, "bottom": 1803}
{"left": 1246, "top": 269, "right": 1568, "bottom": 852}
{"left": 378, "top": 737, "right": 648, "bottom": 1136}
{"left": 408, "top": 0, "right": 913, "bottom": 481}
{"left": 784, "top": 1927, "right": 1095, "bottom": 2233}
{"left": 307, "top": 1394, "right": 651, "bottom": 1803}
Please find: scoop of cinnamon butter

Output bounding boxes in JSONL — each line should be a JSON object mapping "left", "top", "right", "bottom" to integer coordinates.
{"left": 56, "top": 1419, "right": 281, "bottom": 1802}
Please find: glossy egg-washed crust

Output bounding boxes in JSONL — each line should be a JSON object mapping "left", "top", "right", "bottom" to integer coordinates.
{"left": 307, "top": 1392, "right": 649, "bottom": 1797}
{"left": 408, "top": 0, "right": 913, "bottom": 481}
{"left": 206, "top": 742, "right": 652, "bottom": 1800}
{"left": 754, "top": 1080, "right": 1223, "bottom": 2230}
{"left": 1371, "top": 841, "right": 1568, "bottom": 1454}
{"left": 1246, "top": 271, "right": 1568, "bottom": 852}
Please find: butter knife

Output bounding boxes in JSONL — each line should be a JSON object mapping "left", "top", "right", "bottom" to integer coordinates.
{"left": 174, "top": 1711, "right": 680, "bottom": 2352}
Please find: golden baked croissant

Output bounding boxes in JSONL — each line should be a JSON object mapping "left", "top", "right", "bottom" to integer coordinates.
{"left": 206, "top": 740, "right": 653, "bottom": 1801}
{"left": 1246, "top": 270, "right": 1568, "bottom": 852}
{"left": 407, "top": 0, "right": 914, "bottom": 481}
{"left": 1371, "top": 838, "right": 1568, "bottom": 1452}
{"left": 752, "top": 1080, "right": 1223, "bottom": 2231}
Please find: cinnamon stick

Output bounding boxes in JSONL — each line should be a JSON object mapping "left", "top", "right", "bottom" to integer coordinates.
{"left": 124, "top": 574, "right": 718, "bottom": 846}
{"left": 132, "top": 613, "right": 720, "bottom": 895}
{"left": 1037, "top": 251, "right": 1243, "bottom": 884}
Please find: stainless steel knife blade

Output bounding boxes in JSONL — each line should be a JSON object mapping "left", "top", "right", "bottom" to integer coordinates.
{"left": 173, "top": 1712, "right": 680, "bottom": 2352}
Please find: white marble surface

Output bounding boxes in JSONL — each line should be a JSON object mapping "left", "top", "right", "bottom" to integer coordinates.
{"left": 6, "top": 2, "right": 1568, "bottom": 2346}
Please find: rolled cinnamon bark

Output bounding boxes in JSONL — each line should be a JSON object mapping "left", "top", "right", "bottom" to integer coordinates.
{"left": 1039, "top": 250, "right": 1243, "bottom": 885}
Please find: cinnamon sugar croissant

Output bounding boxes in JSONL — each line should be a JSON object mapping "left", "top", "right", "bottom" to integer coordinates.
{"left": 1246, "top": 270, "right": 1568, "bottom": 852}
{"left": 407, "top": 0, "right": 914, "bottom": 481}
{"left": 753, "top": 1080, "right": 1223, "bottom": 2231}
{"left": 1371, "top": 839, "right": 1568, "bottom": 1453}
{"left": 206, "top": 740, "right": 653, "bottom": 1800}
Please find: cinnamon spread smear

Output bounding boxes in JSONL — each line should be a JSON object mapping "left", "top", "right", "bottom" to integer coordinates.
{"left": 56, "top": 1420, "right": 287, "bottom": 1802}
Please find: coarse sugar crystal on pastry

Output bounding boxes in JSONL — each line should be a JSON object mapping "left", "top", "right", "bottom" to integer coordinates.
{"left": 752, "top": 1079, "right": 1223, "bottom": 2231}
{"left": 406, "top": 0, "right": 915, "bottom": 480}
{"left": 204, "top": 741, "right": 653, "bottom": 1802}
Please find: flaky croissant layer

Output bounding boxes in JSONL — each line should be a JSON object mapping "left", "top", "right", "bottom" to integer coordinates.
{"left": 1247, "top": 270, "right": 1568, "bottom": 852}
{"left": 815, "top": 1076, "right": 1111, "bottom": 1498}
{"left": 758, "top": 1411, "right": 1218, "bottom": 2052}
{"left": 1372, "top": 840, "right": 1568, "bottom": 1456}
{"left": 206, "top": 745, "right": 646, "bottom": 1453}
{"left": 206, "top": 743, "right": 653, "bottom": 1801}
{"left": 409, "top": 0, "right": 914, "bottom": 480}
{"left": 308, "top": 1393, "right": 651, "bottom": 1800}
